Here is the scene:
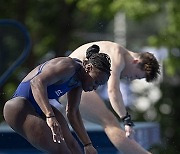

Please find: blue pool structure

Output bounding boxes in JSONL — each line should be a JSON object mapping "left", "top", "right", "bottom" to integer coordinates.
{"left": 0, "top": 121, "right": 161, "bottom": 154}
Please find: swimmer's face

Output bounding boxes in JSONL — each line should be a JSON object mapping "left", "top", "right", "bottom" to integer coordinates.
{"left": 82, "top": 65, "right": 109, "bottom": 92}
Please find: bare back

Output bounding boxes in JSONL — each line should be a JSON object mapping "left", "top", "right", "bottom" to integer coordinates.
{"left": 69, "top": 41, "right": 128, "bottom": 78}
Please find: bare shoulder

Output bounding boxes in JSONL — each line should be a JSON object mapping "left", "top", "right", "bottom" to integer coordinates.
{"left": 104, "top": 41, "right": 127, "bottom": 54}
{"left": 37, "top": 57, "right": 79, "bottom": 84}
{"left": 50, "top": 57, "right": 78, "bottom": 71}
{"left": 22, "top": 57, "right": 79, "bottom": 83}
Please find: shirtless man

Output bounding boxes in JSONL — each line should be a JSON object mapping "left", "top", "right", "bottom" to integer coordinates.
{"left": 68, "top": 41, "right": 160, "bottom": 154}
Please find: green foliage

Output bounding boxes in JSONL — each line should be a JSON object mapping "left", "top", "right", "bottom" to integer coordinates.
{"left": 77, "top": 0, "right": 114, "bottom": 18}
{"left": 111, "top": 0, "right": 161, "bottom": 20}
{"left": 164, "top": 54, "right": 180, "bottom": 76}
{"left": 152, "top": 82, "right": 180, "bottom": 153}
{"left": 4, "top": 82, "right": 16, "bottom": 98}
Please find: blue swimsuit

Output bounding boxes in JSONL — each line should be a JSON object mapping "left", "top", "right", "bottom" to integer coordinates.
{"left": 12, "top": 59, "right": 81, "bottom": 115}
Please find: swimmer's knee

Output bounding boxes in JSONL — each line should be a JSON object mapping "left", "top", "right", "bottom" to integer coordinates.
{"left": 3, "top": 99, "right": 29, "bottom": 133}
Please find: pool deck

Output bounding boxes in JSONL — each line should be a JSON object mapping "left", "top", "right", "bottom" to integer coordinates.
{"left": 0, "top": 121, "right": 161, "bottom": 154}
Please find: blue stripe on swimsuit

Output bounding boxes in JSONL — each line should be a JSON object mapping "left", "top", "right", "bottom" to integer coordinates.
{"left": 12, "top": 60, "right": 81, "bottom": 115}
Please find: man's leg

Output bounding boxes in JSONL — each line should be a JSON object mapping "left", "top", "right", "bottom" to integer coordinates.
{"left": 79, "top": 91, "right": 151, "bottom": 154}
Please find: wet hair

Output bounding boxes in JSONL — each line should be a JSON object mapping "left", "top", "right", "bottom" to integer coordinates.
{"left": 86, "top": 44, "right": 111, "bottom": 76}
{"left": 138, "top": 52, "right": 160, "bottom": 82}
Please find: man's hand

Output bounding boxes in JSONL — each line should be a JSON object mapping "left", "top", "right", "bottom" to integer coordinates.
{"left": 46, "top": 116, "right": 64, "bottom": 143}
{"left": 125, "top": 125, "right": 135, "bottom": 139}
{"left": 121, "top": 112, "right": 135, "bottom": 139}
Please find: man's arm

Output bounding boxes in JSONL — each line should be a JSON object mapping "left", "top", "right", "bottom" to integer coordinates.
{"left": 107, "top": 52, "right": 127, "bottom": 118}
{"left": 107, "top": 50, "right": 135, "bottom": 138}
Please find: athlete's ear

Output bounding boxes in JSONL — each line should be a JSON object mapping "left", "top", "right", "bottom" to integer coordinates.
{"left": 83, "top": 60, "right": 93, "bottom": 73}
{"left": 85, "top": 63, "right": 93, "bottom": 73}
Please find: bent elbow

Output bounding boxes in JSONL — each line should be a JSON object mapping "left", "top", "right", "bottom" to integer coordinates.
{"left": 108, "top": 86, "right": 119, "bottom": 94}
{"left": 108, "top": 87, "right": 122, "bottom": 99}
{"left": 108, "top": 88, "right": 113, "bottom": 94}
